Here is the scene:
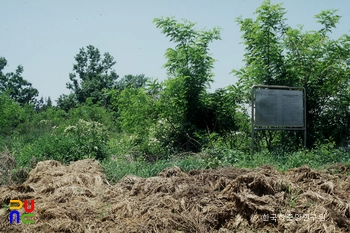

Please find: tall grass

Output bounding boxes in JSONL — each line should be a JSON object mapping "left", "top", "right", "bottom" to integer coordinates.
{"left": 101, "top": 153, "right": 208, "bottom": 183}
{"left": 203, "top": 144, "right": 350, "bottom": 172}
{"left": 3, "top": 111, "right": 350, "bottom": 186}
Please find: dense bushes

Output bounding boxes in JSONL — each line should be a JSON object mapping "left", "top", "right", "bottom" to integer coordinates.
{"left": 1, "top": 1, "right": 350, "bottom": 187}
{"left": 13, "top": 118, "right": 109, "bottom": 166}
{"left": 0, "top": 94, "right": 26, "bottom": 136}
{"left": 5, "top": 104, "right": 113, "bottom": 167}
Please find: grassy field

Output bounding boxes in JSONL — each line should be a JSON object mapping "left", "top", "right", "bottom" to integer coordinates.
{"left": 101, "top": 146, "right": 350, "bottom": 184}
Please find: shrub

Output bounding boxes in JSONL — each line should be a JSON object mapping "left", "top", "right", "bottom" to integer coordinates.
{"left": 14, "top": 119, "right": 109, "bottom": 165}
{"left": 0, "top": 94, "right": 26, "bottom": 136}
{"left": 61, "top": 119, "right": 109, "bottom": 161}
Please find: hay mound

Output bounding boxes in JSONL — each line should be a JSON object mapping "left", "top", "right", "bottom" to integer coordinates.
{"left": 0, "top": 160, "right": 349, "bottom": 232}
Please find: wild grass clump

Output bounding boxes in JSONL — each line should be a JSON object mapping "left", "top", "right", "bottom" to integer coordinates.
{"left": 101, "top": 153, "right": 207, "bottom": 184}
{"left": 202, "top": 142, "right": 350, "bottom": 172}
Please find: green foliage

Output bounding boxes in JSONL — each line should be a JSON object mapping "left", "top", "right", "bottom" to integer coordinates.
{"left": 116, "top": 87, "right": 154, "bottom": 136}
{"left": 56, "top": 93, "right": 78, "bottom": 111}
{"left": 14, "top": 119, "right": 109, "bottom": 165}
{"left": 35, "top": 96, "right": 53, "bottom": 112}
{"left": 14, "top": 134, "right": 71, "bottom": 166}
{"left": 11, "top": 107, "right": 67, "bottom": 146}
{"left": 315, "top": 9, "right": 341, "bottom": 34}
{"left": 153, "top": 16, "right": 221, "bottom": 152}
{"left": 0, "top": 57, "right": 39, "bottom": 105}
{"left": 203, "top": 148, "right": 243, "bottom": 168}
{"left": 284, "top": 13, "right": 350, "bottom": 147}
{"left": 0, "top": 94, "right": 26, "bottom": 136}
{"left": 102, "top": 154, "right": 207, "bottom": 183}
{"left": 103, "top": 144, "right": 350, "bottom": 184}
{"left": 64, "top": 45, "right": 119, "bottom": 108}
{"left": 204, "top": 88, "right": 238, "bottom": 134}
{"left": 107, "top": 133, "right": 137, "bottom": 159}
{"left": 157, "top": 77, "right": 190, "bottom": 151}
{"left": 102, "top": 157, "right": 168, "bottom": 183}
{"left": 112, "top": 86, "right": 170, "bottom": 161}
{"left": 116, "top": 74, "right": 149, "bottom": 90}
{"left": 202, "top": 144, "right": 350, "bottom": 172}
{"left": 62, "top": 119, "right": 109, "bottom": 161}
{"left": 233, "top": 0, "right": 287, "bottom": 89}
{"left": 197, "top": 85, "right": 251, "bottom": 151}
{"left": 2, "top": 5, "right": 350, "bottom": 188}
{"left": 233, "top": 0, "right": 350, "bottom": 150}
{"left": 67, "top": 100, "right": 116, "bottom": 131}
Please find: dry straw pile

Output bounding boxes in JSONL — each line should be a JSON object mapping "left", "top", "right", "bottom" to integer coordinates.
{"left": 0, "top": 159, "right": 349, "bottom": 232}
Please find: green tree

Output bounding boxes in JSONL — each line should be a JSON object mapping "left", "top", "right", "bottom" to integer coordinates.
{"left": 233, "top": 0, "right": 350, "bottom": 149}
{"left": 233, "top": 0, "right": 287, "bottom": 96}
{"left": 205, "top": 87, "right": 239, "bottom": 134}
{"left": 284, "top": 10, "right": 350, "bottom": 147}
{"left": 106, "top": 74, "right": 151, "bottom": 118}
{"left": 0, "top": 57, "right": 39, "bottom": 105}
{"left": 0, "top": 93, "right": 25, "bottom": 135}
{"left": 66, "top": 45, "right": 118, "bottom": 107}
{"left": 113, "top": 86, "right": 165, "bottom": 160}
{"left": 116, "top": 74, "right": 149, "bottom": 90}
{"left": 36, "top": 96, "right": 53, "bottom": 112}
{"left": 153, "top": 17, "right": 221, "bottom": 151}
{"left": 117, "top": 87, "right": 154, "bottom": 137}
{"left": 56, "top": 93, "right": 78, "bottom": 112}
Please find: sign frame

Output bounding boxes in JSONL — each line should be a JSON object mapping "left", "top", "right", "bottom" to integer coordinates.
{"left": 251, "top": 85, "right": 306, "bottom": 155}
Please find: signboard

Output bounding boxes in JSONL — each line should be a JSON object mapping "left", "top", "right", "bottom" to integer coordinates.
{"left": 251, "top": 85, "right": 307, "bottom": 156}
{"left": 255, "top": 89, "right": 304, "bottom": 127}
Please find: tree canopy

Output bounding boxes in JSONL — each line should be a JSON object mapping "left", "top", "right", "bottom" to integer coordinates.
{"left": 233, "top": 0, "right": 350, "bottom": 148}
{"left": 153, "top": 16, "right": 222, "bottom": 151}
{"left": 0, "top": 57, "right": 39, "bottom": 106}
{"left": 1, "top": 0, "right": 350, "bottom": 161}
{"left": 61, "top": 45, "right": 119, "bottom": 109}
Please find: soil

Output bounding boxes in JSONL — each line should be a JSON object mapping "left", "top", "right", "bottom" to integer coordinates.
{"left": 0, "top": 159, "right": 349, "bottom": 233}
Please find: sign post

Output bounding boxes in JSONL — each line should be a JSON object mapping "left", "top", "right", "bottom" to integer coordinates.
{"left": 251, "top": 85, "right": 306, "bottom": 156}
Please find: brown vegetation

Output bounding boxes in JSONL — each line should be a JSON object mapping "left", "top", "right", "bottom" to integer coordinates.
{"left": 1, "top": 159, "right": 349, "bottom": 232}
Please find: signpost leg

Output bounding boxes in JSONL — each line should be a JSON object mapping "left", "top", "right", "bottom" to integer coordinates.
{"left": 251, "top": 128, "right": 254, "bottom": 158}
{"left": 251, "top": 87, "right": 255, "bottom": 158}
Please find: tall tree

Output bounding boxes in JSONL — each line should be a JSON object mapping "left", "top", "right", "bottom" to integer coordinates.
{"left": 0, "top": 93, "right": 25, "bottom": 135}
{"left": 66, "top": 45, "right": 118, "bottom": 106}
{"left": 153, "top": 17, "right": 221, "bottom": 151}
{"left": 233, "top": 0, "right": 287, "bottom": 96}
{"left": 284, "top": 10, "right": 350, "bottom": 147}
{"left": 0, "top": 57, "right": 39, "bottom": 105}
{"left": 233, "top": 0, "right": 350, "bottom": 148}
{"left": 56, "top": 93, "right": 78, "bottom": 112}
{"left": 36, "top": 96, "right": 53, "bottom": 112}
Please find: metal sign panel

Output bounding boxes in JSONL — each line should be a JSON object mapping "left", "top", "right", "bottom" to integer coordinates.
{"left": 255, "top": 89, "right": 304, "bottom": 127}
{"left": 251, "top": 85, "right": 306, "bottom": 156}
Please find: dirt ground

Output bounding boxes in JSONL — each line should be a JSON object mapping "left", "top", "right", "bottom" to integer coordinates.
{"left": 0, "top": 159, "right": 349, "bottom": 233}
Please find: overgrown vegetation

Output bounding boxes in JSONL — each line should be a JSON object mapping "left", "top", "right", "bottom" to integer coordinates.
{"left": 1, "top": 0, "right": 350, "bottom": 186}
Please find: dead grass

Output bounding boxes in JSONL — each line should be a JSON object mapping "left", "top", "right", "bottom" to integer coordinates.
{"left": 0, "top": 148, "right": 29, "bottom": 186}
{"left": 0, "top": 159, "right": 349, "bottom": 232}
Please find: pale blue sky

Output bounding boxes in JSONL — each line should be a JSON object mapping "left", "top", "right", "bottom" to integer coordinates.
{"left": 1, "top": 0, "right": 349, "bottom": 102}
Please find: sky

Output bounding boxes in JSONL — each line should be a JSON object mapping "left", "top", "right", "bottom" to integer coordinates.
{"left": 1, "top": 0, "right": 350, "bottom": 102}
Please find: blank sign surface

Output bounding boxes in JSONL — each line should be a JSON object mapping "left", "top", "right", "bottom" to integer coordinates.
{"left": 255, "top": 89, "right": 304, "bottom": 127}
